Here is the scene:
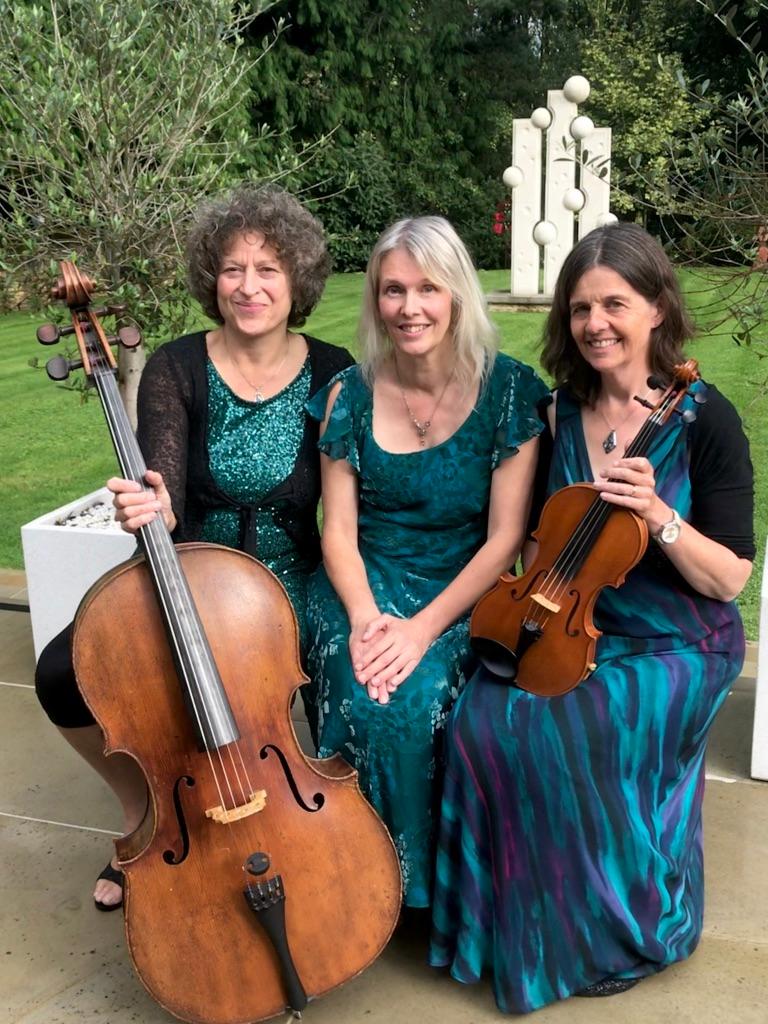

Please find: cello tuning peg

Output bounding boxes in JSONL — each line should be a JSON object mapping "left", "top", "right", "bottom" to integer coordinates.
{"left": 107, "top": 303, "right": 127, "bottom": 316}
{"left": 118, "top": 326, "right": 142, "bottom": 349}
{"left": 46, "top": 355, "right": 83, "bottom": 381}
{"left": 37, "top": 323, "right": 75, "bottom": 345}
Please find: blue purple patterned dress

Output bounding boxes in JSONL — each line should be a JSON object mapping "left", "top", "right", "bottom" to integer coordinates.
{"left": 429, "top": 381, "right": 749, "bottom": 1011}
{"left": 305, "top": 358, "right": 548, "bottom": 907}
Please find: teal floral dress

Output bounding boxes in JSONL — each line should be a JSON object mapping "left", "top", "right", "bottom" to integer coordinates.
{"left": 305, "top": 357, "right": 549, "bottom": 906}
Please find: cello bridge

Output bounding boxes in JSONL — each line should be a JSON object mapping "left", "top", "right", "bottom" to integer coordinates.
{"left": 206, "top": 789, "right": 267, "bottom": 824}
{"left": 531, "top": 592, "right": 561, "bottom": 614}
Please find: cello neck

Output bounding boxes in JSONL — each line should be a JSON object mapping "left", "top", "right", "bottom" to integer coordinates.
{"left": 87, "top": 324, "right": 239, "bottom": 752}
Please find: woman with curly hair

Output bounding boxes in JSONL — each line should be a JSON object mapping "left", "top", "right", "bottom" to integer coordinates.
{"left": 35, "top": 185, "right": 353, "bottom": 910}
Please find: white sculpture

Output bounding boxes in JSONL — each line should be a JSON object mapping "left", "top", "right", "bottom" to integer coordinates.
{"left": 502, "top": 75, "right": 614, "bottom": 301}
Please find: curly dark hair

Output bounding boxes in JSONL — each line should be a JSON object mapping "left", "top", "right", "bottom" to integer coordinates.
{"left": 541, "top": 223, "right": 695, "bottom": 404}
{"left": 185, "top": 184, "right": 331, "bottom": 328}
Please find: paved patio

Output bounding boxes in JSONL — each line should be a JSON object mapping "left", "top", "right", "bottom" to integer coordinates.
{"left": 1, "top": 567, "right": 766, "bottom": 1024}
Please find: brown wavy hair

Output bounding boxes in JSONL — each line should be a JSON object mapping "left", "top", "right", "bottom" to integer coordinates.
{"left": 541, "top": 223, "right": 694, "bottom": 404}
{"left": 186, "top": 184, "right": 331, "bottom": 328}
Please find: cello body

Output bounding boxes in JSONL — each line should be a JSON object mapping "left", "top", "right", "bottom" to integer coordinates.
{"left": 74, "top": 544, "right": 401, "bottom": 1024}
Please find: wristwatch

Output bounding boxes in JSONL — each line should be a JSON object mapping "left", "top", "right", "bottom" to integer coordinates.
{"left": 654, "top": 509, "right": 682, "bottom": 545}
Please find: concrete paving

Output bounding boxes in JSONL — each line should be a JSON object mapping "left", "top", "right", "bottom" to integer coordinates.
{"left": 1, "top": 569, "right": 766, "bottom": 1024}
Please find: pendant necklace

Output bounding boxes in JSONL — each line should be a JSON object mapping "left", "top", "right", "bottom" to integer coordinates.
{"left": 395, "top": 361, "right": 455, "bottom": 447}
{"left": 595, "top": 392, "right": 649, "bottom": 454}
{"left": 226, "top": 335, "right": 291, "bottom": 403}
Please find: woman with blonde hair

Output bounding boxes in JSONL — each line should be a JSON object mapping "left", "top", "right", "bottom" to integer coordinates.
{"left": 305, "top": 216, "right": 548, "bottom": 906}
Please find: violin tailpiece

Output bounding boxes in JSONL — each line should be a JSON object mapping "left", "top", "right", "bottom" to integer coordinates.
{"left": 205, "top": 789, "right": 266, "bottom": 823}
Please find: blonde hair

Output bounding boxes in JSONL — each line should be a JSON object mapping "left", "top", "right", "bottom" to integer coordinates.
{"left": 359, "top": 216, "right": 497, "bottom": 388}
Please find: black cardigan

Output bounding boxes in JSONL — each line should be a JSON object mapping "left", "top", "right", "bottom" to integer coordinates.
{"left": 136, "top": 332, "right": 354, "bottom": 567}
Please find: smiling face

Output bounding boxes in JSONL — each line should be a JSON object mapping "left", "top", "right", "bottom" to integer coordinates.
{"left": 568, "top": 265, "right": 663, "bottom": 377}
{"left": 216, "top": 232, "right": 292, "bottom": 341}
{"left": 377, "top": 249, "right": 454, "bottom": 357}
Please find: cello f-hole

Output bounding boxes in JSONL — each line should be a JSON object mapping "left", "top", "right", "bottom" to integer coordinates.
{"left": 259, "top": 744, "right": 325, "bottom": 812}
{"left": 163, "top": 775, "right": 195, "bottom": 865}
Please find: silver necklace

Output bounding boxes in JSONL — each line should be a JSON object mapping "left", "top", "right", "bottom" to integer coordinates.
{"left": 595, "top": 393, "right": 647, "bottom": 454}
{"left": 225, "top": 336, "right": 291, "bottom": 403}
{"left": 395, "top": 361, "right": 455, "bottom": 447}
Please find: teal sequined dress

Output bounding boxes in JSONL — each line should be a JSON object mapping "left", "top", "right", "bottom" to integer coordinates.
{"left": 429, "top": 381, "right": 753, "bottom": 1012}
{"left": 202, "top": 360, "right": 313, "bottom": 648}
{"left": 305, "top": 357, "right": 549, "bottom": 906}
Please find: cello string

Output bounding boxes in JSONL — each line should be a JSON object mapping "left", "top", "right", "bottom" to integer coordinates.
{"left": 90, "top": 326, "right": 243, "bottom": 812}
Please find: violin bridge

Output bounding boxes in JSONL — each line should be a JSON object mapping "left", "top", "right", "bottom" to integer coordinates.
{"left": 531, "top": 592, "right": 561, "bottom": 614}
{"left": 206, "top": 789, "right": 267, "bottom": 824}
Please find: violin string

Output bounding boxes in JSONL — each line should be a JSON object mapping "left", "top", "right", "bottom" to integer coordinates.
{"left": 519, "top": 395, "right": 677, "bottom": 635}
{"left": 89, "top": 325, "right": 244, "bottom": 814}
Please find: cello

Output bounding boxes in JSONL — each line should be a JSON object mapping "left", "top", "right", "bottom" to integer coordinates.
{"left": 470, "top": 361, "right": 702, "bottom": 698}
{"left": 36, "top": 263, "right": 402, "bottom": 1023}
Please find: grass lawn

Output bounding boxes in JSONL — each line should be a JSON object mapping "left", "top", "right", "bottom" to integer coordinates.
{"left": 2, "top": 267, "right": 765, "bottom": 637}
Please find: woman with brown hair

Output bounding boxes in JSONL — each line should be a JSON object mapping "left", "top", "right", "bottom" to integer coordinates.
{"left": 34, "top": 185, "right": 353, "bottom": 910}
{"left": 430, "top": 222, "right": 754, "bottom": 1010}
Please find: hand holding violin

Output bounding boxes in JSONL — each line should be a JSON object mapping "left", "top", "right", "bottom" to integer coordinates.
{"left": 595, "top": 456, "right": 671, "bottom": 536}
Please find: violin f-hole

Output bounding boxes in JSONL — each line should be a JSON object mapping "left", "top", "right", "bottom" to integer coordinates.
{"left": 564, "top": 589, "right": 583, "bottom": 638}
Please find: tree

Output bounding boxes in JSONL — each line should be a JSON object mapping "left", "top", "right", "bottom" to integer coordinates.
{"left": 243, "top": 0, "right": 510, "bottom": 270}
{"left": 649, "top": 1, "right": 768, "bottom": 391}
{"left": 0, "top": 0, "right": 284, "bottom": 420}
{"left": 575, "top": 0, "right": 711, "bottom": 224}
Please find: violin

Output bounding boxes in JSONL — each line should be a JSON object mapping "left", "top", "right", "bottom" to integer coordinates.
{"left": 36, "top": 263, "right": 401, "bottom": 1023}
{"left": 470, "top": 360, "right": 702, "bottom": 698}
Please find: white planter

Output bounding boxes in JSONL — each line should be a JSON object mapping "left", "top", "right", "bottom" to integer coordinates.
{"left": 21, "top": 488, "right": 136, "bottom": 660}
{"left": 751, "top": 537, "right": 768, "bottom": 780}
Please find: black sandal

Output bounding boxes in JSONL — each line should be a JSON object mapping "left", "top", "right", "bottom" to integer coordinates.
{"left": 576, "top": 977, "right": 640, "bottom": 997}
{"left": 94, "top": 861, "right": 124, "bottom": 912}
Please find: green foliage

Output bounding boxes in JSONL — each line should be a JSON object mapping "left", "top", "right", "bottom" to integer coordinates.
{"left": 0, "top": 0, "right": 280, "bottom": 345}
{"left": 642, "top": 2, "right": 768, "bottom": 397}
{"left": 243, "top": 0, "right": 507, "bottom": 270}
{"left": 578, "top": 0, "right": 710, "bottom": 221}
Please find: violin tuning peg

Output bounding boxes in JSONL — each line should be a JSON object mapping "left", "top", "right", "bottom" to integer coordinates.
{"left": 46, "top": 355, "right": 83, "bottom": 381}
{"left": 118, "top": 326, "right": 142, "bottom": 349}
{"left": 634, "top": 396, "right": 654, "bottom": 410}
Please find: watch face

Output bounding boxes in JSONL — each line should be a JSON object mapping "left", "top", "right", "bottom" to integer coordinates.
{"left": 660, "top": 521, "right": 681, "bottom": 544}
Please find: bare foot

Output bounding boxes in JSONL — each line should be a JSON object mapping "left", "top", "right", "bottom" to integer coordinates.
{"left": 93, "top": 854, "right": 123, "bottom": 908}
